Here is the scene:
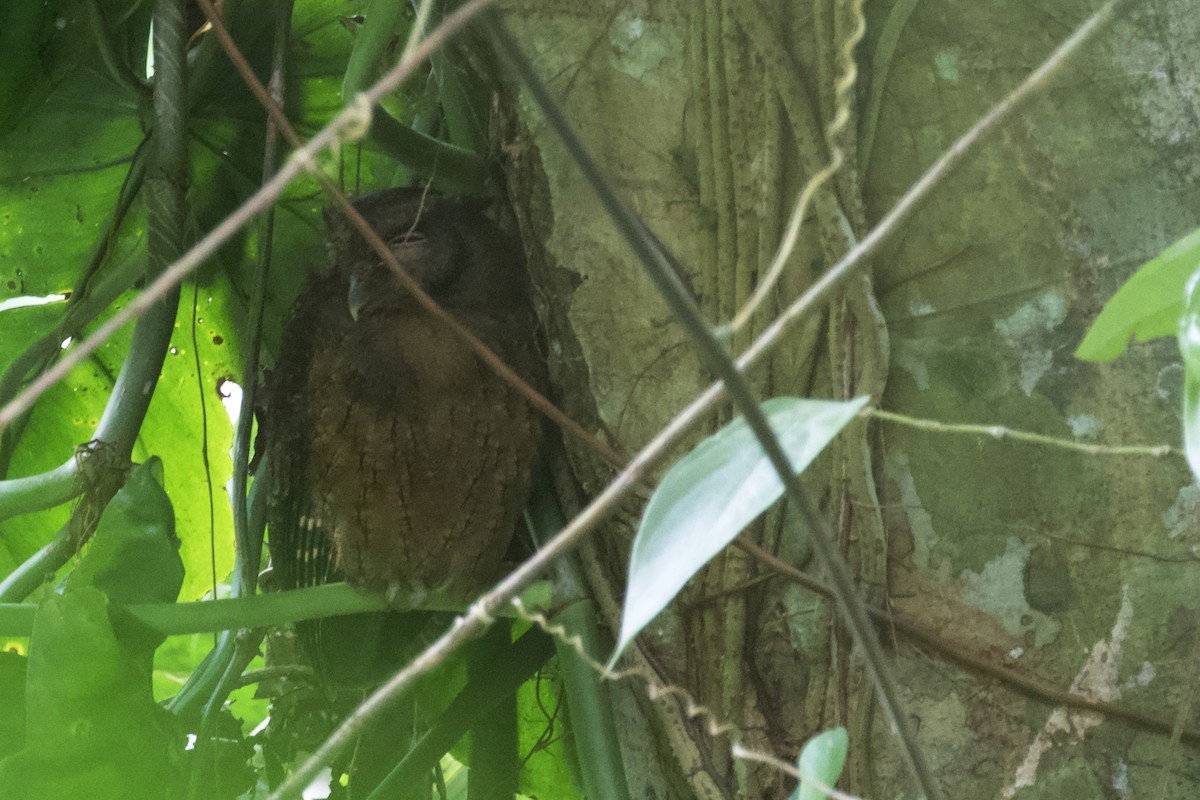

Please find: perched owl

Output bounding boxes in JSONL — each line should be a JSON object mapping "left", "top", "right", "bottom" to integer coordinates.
{"left": 264, "top": 188, "right": 543, "bottom": 681}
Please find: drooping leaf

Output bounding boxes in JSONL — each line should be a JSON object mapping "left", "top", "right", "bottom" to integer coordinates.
{"left": 65, "top": 457, "right": 183, "bottom": 608}
{"left": 1076, "top": 226, "right": 1200, "bottom": 361}
{"left": 611, "top": 396, "right": 869, "bottom": 663}
{"left": 0, "top": 456, "right": 187, "bottom": 799}
{"left": 791, "top": 727, "right": 848, "bottom": 800}
{"left": 64, "top": 457, "right": 182, "bottom": 659}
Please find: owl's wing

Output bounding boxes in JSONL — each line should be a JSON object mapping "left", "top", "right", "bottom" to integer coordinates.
{"left": 265, "top": 273, "right": 369, "bottom": 686}
{"left": 265, "top": 272, "right": 342, "bottom": 594}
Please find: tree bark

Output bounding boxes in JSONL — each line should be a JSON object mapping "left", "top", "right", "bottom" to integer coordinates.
{"left": 498, "top": 1, "right": 1200, "bottom": 797}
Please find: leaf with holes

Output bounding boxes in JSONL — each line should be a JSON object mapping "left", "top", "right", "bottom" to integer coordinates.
{"left": 610, "top": 396, "right": 869, "bottom": 664}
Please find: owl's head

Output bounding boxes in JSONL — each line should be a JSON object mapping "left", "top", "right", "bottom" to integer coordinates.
{"left": 324, "top": 188, "right": 491, "bottom": 319}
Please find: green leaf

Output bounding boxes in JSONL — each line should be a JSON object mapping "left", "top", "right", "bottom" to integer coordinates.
{"left": 611, "top": 396, "right": 869, "bottom": 663}
{"left": 1075, "top": 226, "right": 1200, "bottom": 361}
{"left": 792, "top": 727, "right": 848, "bottom": 800}
{"left": 65, "top": 457, "right": 183, "bottom": 608}
{"left": 1178, "top": 268, "right": 1200, "bottom": 481}
{"left": 517, "top": 665, "right": 581, "bottom": 800}
{"left": 0, "top": 587, "right": 184, "bottom": 799}
{"left": 341, "top": 0, "right": 407, "bottom": 101}
{"left": 64, "top": 457, "right": 183, "bottom": 657}
{"left": 0, "top": 2, "right": 57, "bottom": 134}
{"left": 0, "top": 650, "right": 27, "bottom": 759}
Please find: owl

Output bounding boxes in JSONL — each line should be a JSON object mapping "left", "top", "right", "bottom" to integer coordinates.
{"left": 265, "top": 187, "right": 543, "bottom": 614}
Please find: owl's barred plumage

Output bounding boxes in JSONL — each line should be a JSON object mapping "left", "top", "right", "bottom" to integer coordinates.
{"left": 264, "top": 188, "right": 542, "bottom": 682}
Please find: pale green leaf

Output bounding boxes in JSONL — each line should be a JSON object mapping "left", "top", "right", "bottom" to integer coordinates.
{"left": 1076, "top": 226, "right": 1200, "bottom": 361}
{"left": 611, "top": 396, "right": 869, "bottom": 663}
{"left": 793, "top": 727, "right": 848, "bottom": 800}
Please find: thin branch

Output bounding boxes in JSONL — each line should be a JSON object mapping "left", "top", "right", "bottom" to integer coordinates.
{"left": 866, "top": 408, "right": 1175, "bottom": 457}
{"left": 232, "top": 665, "right": 315, "bottom": 690}
{"left": 0, "top": 524, "right": 74, "bottom": 602}
{"left": 0, "top": 462, "right": 79, "bottom": 524}
{"left": 0, "top": 580, "right": 552, "bottom": 638}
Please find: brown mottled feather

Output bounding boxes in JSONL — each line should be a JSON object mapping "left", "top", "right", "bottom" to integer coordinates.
{"left": 265, "top": 188, "right": 542, "bottom": 681}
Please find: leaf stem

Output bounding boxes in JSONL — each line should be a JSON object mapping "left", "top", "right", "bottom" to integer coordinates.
{"left": 0, "top": 581, "right": 553, "bottom": 638}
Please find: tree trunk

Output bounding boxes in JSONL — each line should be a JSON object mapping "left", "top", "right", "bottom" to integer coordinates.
{"left": 498, "top": 1, "right": 1200, "bottom": 797}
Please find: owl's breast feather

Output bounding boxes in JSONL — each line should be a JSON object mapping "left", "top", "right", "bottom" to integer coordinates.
{"left": 304, "top": 313, "right": 538, "bottom": 594}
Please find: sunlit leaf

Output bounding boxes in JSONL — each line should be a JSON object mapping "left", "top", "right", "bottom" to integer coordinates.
{"left": 1076, "top": 226, "right": 1200, "bottom": 361}
{"left": 517, "top": 664, "right": 580, "bottom": 800}
{"left": 611, "top": 396, "right": 869, "bottom": 663}
{"left": 791, "top": 727, "right": 848, "bottom": 800}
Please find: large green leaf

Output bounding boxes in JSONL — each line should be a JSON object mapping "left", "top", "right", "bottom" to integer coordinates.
{"left": 611, "top": 396, "right": 868, "bottom": 663}
{"left": 0, "top": 461, "right": 189, "bottom": 798}
{"left": 1076, "top": 226, "right": 1200, "bottom": 361}
{"left": 0, "top": 587, "right": 184, "bottom": 800}
{"left": 516, "top": 663, "right": 580, "bottom": 800}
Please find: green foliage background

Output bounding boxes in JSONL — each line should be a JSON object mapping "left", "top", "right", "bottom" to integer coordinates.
{"left": 0, "top": 2, "right": 577, "bottom": 797}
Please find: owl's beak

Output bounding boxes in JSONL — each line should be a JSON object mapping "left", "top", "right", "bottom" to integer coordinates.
{"left": 347, "top": 268, "right": 369, "bottom": 322}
